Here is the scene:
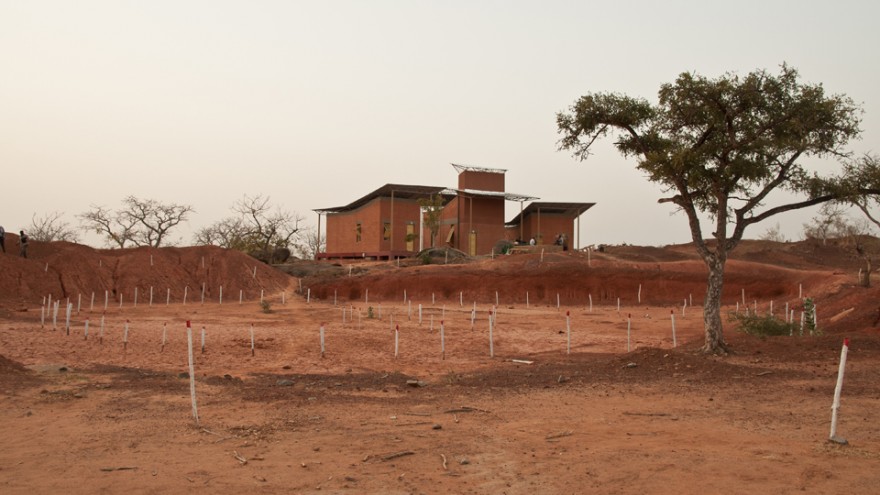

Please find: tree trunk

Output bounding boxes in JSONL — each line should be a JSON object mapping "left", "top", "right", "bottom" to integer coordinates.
{"left": 860, "top": 256, "right": 872, "bottom": 288}
{"left": 701, "top": 257, "right": 729, "bottom": 354}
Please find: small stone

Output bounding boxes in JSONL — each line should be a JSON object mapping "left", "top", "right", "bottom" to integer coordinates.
{"left": 282, "top": 365, "right": 292, "bottom": 370}
{"left": 178, "top": 372, "right": 189, "bottom": 379}
{"left": 432, "top": 424, "right": 442, "bottom": 430}
{"left": 625, "top": 362, "right": 638, "bottom": 368}
{"left": 277, "top": 379, "right": 294, "bottom": 387}
{"left": 58, "top": 366, "right": 68, "bottom": 372}
{"left": 406, "top": 380, "right": 427, "bottom": 387}
{"left": 459, "top": 457, "right": 470, "bottom": 465}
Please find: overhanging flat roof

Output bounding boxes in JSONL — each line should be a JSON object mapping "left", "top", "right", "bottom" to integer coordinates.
{"left": 314, "top": 184, "right": 454, "bottom": 214}
{"left": 505, "top": 202, "right": 596, "bottom": 226}
{"left": 315, "top": 183, "right": 540, "bottom": 214}
{"left": 451, "top": 163, "right": 507, "bottom": 174}
{"left": 453, "top": 188, "right": 538, "bottom": 202}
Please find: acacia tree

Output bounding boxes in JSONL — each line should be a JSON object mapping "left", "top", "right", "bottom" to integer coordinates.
{"left": 80, "top": 197, "right": 193, "bottom": 248}
{"left": 78, "top": 205, "right": 138, "bottom": 248}
{"left": 557, "top": 65, "right": 876, "bottom": 353}
{"left": 123, "top": 196, "right": 194, "bottom": 247}
{"left": 28, "top": 211, "right": 80, "bottom": 242}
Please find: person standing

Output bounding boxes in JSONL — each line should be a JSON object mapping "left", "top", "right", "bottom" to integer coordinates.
{"left": 19, "top": 230, "right": 28, "bottom": 258}
{"left": 0, "top": 225, "right": 5, "bottom": 253}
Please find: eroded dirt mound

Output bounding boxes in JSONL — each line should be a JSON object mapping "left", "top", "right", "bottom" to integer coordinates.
{"left": 0, "top": 241, "right": 295, "bottom": 305}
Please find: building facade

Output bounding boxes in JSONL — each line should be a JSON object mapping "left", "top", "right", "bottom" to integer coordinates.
{"left": 315, "top": 165, "right": 593, "bottom": 259}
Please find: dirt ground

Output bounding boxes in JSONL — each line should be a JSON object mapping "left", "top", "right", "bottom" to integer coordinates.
{"left": 1, "top": 241, "right": 879, "bottom": 494}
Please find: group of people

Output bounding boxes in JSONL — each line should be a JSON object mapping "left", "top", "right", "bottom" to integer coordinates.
{"left": 512, "top": 234, "right": 568, "bottom": 251}
{"left": 0, "top": 226, "right": 29, "bottom": 258}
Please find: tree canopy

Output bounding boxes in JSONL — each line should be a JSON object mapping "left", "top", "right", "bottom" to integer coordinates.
{"left": 557, "top": 65, "right": 878, "bottom": 352}
{"left": 79, "top": 196, "right": 193, "bottom": 248}
{"left": 194, "top": 194, "right": 304, "bottom": 263}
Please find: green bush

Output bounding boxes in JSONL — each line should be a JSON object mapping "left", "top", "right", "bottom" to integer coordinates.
{"left": 733, "top": 313, "right": 797, "bottom": 337}
{"left": 260, "top": 299, "right": 272, "bottom": 313}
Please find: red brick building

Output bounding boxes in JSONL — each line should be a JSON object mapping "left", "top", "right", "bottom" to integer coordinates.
{"left": 315, "top": 165, "right": 593, "bottom": 259}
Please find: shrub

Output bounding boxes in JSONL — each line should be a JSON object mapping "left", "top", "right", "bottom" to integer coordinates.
{"left": 260, "top": 299, "right": 272, "bottom": 313}
{"left": 733, "top": 313, "right": 797, "bottom": 337}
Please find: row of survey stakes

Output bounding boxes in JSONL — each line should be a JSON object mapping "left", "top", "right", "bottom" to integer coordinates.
{"left": 32, "top": 284, "right": 849, "bottom": 440}
{"left": 36, "top": 280, "right": 823, "bottom": 356}
{"left": 39, "top": 307, "right": 854, "bottom": 438}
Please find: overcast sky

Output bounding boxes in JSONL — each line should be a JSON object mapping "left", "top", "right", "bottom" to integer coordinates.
{"left": 2, "top": 1, "right": 878, "bottom": 248}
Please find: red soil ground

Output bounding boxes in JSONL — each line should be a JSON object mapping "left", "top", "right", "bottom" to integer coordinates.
{"left": 1, "top": 238, "right": 879, "bottom": 494}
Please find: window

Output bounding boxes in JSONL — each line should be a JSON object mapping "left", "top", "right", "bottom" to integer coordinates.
{"left": 355, "top": 223, "right": 362, "bottom": 242}
{"left": 383, "top": 222, "right": 391, "bottom": 241}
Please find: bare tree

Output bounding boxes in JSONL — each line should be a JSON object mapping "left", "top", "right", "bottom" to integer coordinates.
{"left": 803, "top": 204, "right": 847, "bottom": 245}
{"left": 233, "top": 194, "right": 304, "bottom": 262}
{"left": 193, "top": 217, "right": 249, "bottom": 250}
{"left": 121, "top": 196, "right": 194, "bottom": 247}
{"left": 28, "top": 211, "right": 80, "bottom": 242}
{"left": 80, "top": 197, "right": 193, "bottom": 248}
{"left": 197, "top": 195, "right": 305, "bottom": 263}
{"left": 293, "top": 228, "right": 325, "bottom": 260}
{"left": 79, "top": 205, "right": 138, "bottom": 248}
{"left": 759, "top": 222, "right": 787, "bottom": 243}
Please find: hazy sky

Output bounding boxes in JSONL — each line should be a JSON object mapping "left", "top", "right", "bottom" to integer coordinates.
{"left": 2, "top": 1, "right": 878, "bottom": 248}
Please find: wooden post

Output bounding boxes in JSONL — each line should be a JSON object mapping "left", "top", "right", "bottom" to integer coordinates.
{"left": 320, "top": 324, "right": 325, "bottom": 358}
{"left": 670, "top": 310, "right": 677, "bottom": 348}
{"left": 250, "top": 324, "right": 255, "bottom": 356}
{"left": 161, "top": 322, "right": 167, "bottom": 352}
